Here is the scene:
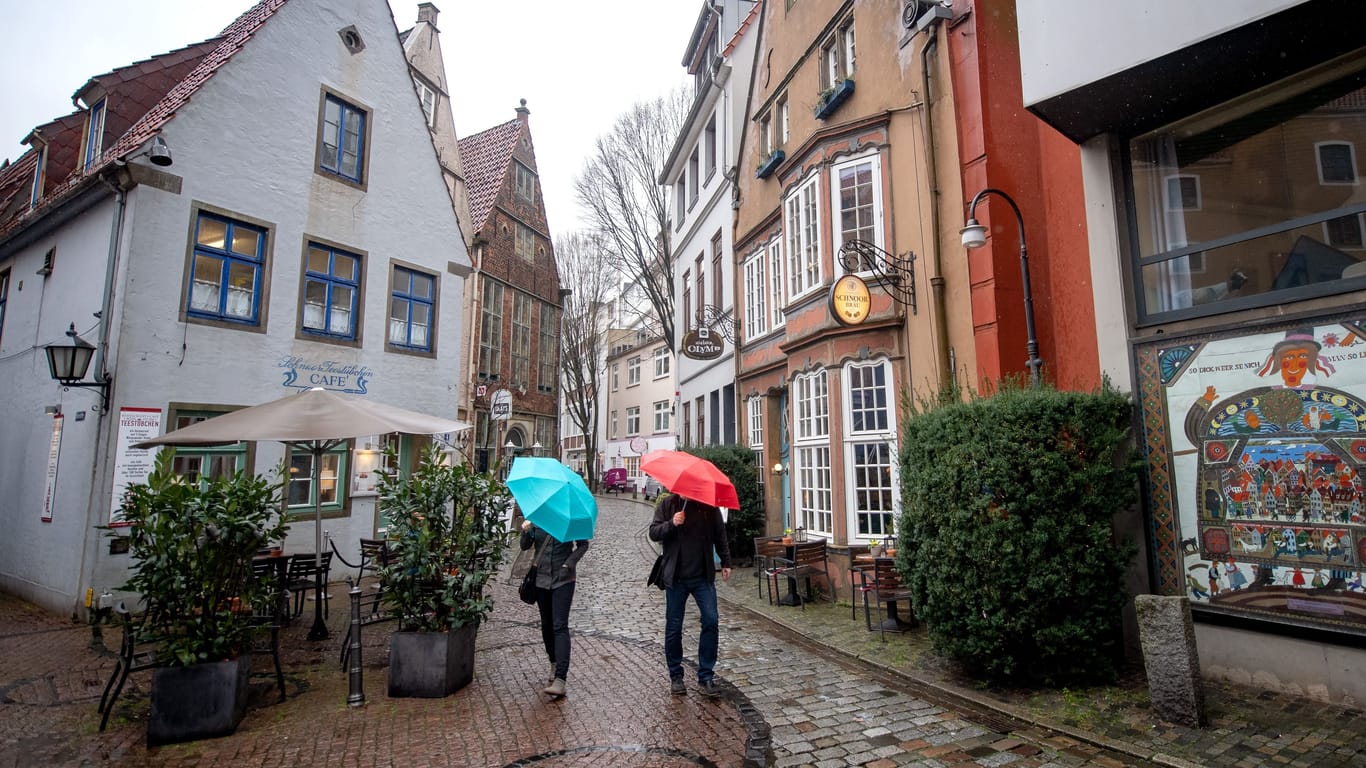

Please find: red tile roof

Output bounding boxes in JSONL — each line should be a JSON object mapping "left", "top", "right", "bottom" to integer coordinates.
{"left": 457, "top": 117, "right": 524, "bottom": 233}
{"left": 0, "top": 0, "right": 287, "bottom": 240}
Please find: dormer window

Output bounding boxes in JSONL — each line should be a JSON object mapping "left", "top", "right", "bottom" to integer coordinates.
{"left": 84, "top": 99, "right": 106, "bottom": 171}
{"left": 30, "top": 145, "right": 46, "bottom": 209}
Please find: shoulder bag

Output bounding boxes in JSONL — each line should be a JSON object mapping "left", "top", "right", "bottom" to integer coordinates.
{"left": 519, "top": 537, "right": 548, "bottom": 604}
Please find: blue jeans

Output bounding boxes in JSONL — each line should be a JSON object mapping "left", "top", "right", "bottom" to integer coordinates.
{"left": 665, "top": 578, "right": 718, "bottom": 683}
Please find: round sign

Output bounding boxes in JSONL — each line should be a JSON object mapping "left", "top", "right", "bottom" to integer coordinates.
{"left": 829, "top": 274, "right": 872, "bottom": 325}
{"left": 630, "top": 436, "right": 647, "bottom": 454}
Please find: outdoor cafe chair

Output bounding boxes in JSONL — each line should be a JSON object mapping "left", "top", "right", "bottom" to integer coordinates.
{"left": 768, "top": 537, "right": 833, "bottom": 609}
{"left": 248, "top": 559, "right": 288, "bottom": 701}
{"left": 97, "top": 603, "right": 166, "bottom": 732}
{"left": 286, "top": 551, "right": 333, "bottom": 619}
{"left": 752, "top": 535, "right": 789, "bottom": 604}
{"left": 860, "top": 557, "right": 916, "bottom": 641}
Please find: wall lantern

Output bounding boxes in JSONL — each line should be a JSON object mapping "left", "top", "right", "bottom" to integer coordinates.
{"left": 45, "top": 323, "right": 110, "bottom": 411}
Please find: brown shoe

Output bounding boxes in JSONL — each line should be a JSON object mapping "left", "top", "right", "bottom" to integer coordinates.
{"left": 543, "top": 678, "right": 566, "bottom": 698}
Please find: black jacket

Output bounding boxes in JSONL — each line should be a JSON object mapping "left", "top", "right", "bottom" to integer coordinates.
{"left": 648, "top": 494, "right": 731, "bottom": 589}
{"left": 520, "top": 527, "right": 589, "bottom": 590}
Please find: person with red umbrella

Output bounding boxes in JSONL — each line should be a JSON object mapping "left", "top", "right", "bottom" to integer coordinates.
{"left": 643, "top": 450, "right": 735, "bottom": 698}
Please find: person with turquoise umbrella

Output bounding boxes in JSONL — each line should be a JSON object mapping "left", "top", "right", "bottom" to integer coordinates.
{"left": 508, "top": 457, "right": 596, "bottom": 699}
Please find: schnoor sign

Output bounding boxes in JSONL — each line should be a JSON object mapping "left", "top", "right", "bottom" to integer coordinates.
{"left": 681, "top": 328, "right": 724, "bottom": 360}
{"left": 829, "top": 274, "right": 872, "bottom": 326}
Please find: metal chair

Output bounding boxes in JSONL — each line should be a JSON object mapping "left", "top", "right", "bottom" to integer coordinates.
{"left": 329, "top": 537, "right": 391, "bottom": 585}
{"left": 769, "top": 537, "right": 833, "bottom": 609}
{"left": 286, "top": 551, "right": 333, "bottom": 619}
{"left": 97, "top": 604, "right": 165, "bottom": 731}
{"left": 753, "top": 535, "right": 789, "bottom": 604}
{"left": 860, "top": 557, "right": 916, "bottom": 641}
{"left": 248, "top": 559, "right": 288, "bottom": 701}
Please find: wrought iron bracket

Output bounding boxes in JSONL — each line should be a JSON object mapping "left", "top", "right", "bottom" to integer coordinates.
{"left": 697, "top": 304, "right": 738, "bottom": 343}
{"left": 836, "top": 240, "right": 917, "bottom": 314}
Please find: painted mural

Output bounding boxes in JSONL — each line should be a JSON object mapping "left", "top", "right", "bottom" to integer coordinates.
{"left": 1154, "top": 321, "right": 1366, "bottom": 630}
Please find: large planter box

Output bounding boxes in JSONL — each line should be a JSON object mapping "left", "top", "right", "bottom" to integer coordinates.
{"left": 147, "top": 656, "right": 251, "bottom": 745}
{"left": 388, "top": 624, "right": 477, "bottom": 698}
{"left": 755, "top": 150, "right": 785, "bottom": 179}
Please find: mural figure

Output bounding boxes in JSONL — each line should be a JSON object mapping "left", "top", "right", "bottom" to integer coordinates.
{"left": 1257, "top": 329, "right": 1336, "bottom": 389}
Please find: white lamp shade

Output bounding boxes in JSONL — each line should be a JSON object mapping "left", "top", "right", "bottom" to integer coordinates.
{"left": 960, "top": 221, "right": 988, "bottom": 249}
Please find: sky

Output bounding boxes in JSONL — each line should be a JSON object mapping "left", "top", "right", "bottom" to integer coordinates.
{"left": 0, "top": 0, "right": 698, "bottom": 237}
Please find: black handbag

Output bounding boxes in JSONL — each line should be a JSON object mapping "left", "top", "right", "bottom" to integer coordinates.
{"left": 519, "top": 537, "right": 548, "bottom": 604}
{"left": 646, "top": 554, "right": 665, "bottom": 590}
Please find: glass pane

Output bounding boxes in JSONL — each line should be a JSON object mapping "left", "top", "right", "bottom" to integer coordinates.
{"left": 412, "top": 273, "right": 432, "bottom": 299}
{"left": 331, "top": 286, "right": 353, "bottom": 334}
{"left": 191, "top": 255, "right": 223, "bottom": 312}
{"left": 319, "top": 454, "right": 339, "bottom": 504}
{"left": 335, "top": 252, "right": 357, "bottom": 281}
{"left": 304, "top": 280, "right": 326, "bottom": 329}
{"left": 197, "top": 217, "right": 227, "bottom": 249}
{"left": 207, "top": 455, "right": 237, "bottom": 480}
{"left": 231, "top": 227, "right": 260, "bottom": 258}
{"left": 288, "top": 454, "right": 312, "bottom": 506}
{"left": 227, "top": 262, "right": 256, "bottom": 319}
{"left": 308, "top": 246, "right": 330, "bottom": 274}
{"left": 172, "top": 455, "right": 202, "bottom": 483}
{"left": 1140, "top": 219, "right": 1366, "bottom": 314}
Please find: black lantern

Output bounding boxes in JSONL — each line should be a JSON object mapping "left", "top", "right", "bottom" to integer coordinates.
{"left": 44, "top": 323, "right": 109, "bottom": 410}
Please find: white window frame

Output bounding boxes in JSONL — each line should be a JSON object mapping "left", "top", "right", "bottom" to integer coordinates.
{"left": 1315, "top": 141, "right": 1358, "bottom": 185}
{"left": 628, "top": 356, "right": 641, "bottom": 386}
{"left": 778, "top": 95, "right": 789, "bottom": 146}
{"left": 653, "top": 400, "right": 670, "bottom": 432}
{"left": 785, "top": 173, "right": 823, "bottom": 299}
{"left": 768, "top": 238, "right": 785, "bottom": 329}
{"left": 1324, "top": 213, "right": 1365, "bottom": 251}
{"left": 1163, "top": 174, "right": 1202, "bottom": 212}
{"left": 84, "top": 98, "right": 106, "bottom": 171}
{"left": 413, "top": 76, "right": 437, "bottom": 128}
{"left": 743, "top": 249, "right": 768, "bottom": 339}
{"left": 793, "top": 368, "right": 832, "bottom": 537}
{"left": 626, "top": 406, "right": 641, "bottom": 435}
{"left": 611, "top": 410, "right": 618, "bottom": 438}
{"left": 830, "top": 152, "right": 885, "bottom": 274}
{"left": 653, "top": 346, "right": 671, "bottom": 378}
{"left": 842, "top": 359, "right": 898, "bottom": 539}
{"left": 747, "top": 396, "right": 764, "bottom": 449}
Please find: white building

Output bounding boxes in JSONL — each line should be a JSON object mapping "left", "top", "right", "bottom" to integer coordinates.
{"left": 602, "top": 328, "right": 675, "bottom": 491}
{"left": 661, "top": 0, "right": 759, "bottom": 450}
{"left": 0, "top": 0, "right": 469, "bottom": 616}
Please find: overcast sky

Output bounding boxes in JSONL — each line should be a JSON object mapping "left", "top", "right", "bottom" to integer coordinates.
{"left": 0, "top": 0, "right": 698, "bottom": 237}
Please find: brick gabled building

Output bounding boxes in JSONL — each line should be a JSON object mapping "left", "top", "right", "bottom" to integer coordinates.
{"left": 457, "top": 104, "right": 562, "bottom": 471}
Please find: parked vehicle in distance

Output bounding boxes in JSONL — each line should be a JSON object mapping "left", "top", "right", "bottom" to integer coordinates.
{"left": 601, "top": 467, "right": 630, "bottom": 494}
{"left": 643, "top": 477, "right": 665, "bottom": 501}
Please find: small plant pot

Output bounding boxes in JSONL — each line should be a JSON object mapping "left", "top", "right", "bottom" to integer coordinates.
{"left": 781, "top": 537, "right": 793, "bottom": 546}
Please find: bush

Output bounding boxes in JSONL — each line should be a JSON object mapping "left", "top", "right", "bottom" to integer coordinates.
{"left": 117, "top": 451, "right": 289, "bottom": 666}
{"left": 899, "top": 381, "right": 1139, "bottom": 686}
{"left": 683, "top": 445, "right": 764, "bottom": 563}
{"left": 378, "top": 445, "right": 512, "bottom": 632}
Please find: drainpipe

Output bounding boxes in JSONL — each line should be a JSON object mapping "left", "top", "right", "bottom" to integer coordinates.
{"left": 93, "top": 168, "right": 130, "bottom": 399}
{"left": 920, "top": 23, "right": 953, "bottom": 396}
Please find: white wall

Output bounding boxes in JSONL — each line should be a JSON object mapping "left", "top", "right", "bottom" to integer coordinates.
{"left": 1015, "top": 0, "right": 1306, "bottom": 107}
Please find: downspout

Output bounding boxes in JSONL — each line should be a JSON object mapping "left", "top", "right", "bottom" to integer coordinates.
{"left": 920, "top": 23, "right": 953, "bottom": 396}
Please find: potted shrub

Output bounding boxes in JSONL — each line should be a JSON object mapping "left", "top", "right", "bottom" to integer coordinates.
{"left": 116, "top": 450, "right": 288, "bottom": 744}
{"left": 377, "top": 444, "right": 511, "bottom": 697}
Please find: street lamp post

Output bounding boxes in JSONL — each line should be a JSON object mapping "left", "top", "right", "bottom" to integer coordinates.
{"left": 960, "top": 188, "right": 1042, "bottom": 387}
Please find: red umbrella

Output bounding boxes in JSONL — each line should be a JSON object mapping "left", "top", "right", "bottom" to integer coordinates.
{"left": 640, "top": 450, "right": 740, "bottom": 508}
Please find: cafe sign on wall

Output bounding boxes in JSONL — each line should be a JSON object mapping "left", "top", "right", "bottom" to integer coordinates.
{"left": 279, "top": 356, "right": 372, "bottom": 394}
{"left": 829, "top": 274, "right": 872, "bottom": 326}
{"left": 681, "top": 328, "right": 724, "bottom": 360}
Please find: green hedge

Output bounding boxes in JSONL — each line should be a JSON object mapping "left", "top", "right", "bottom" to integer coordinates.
{"left": 683, "top": 445, "right": 764, "bottom": 563}
{"left": 899, "top": 383, "right": 1139, "bottom": 686}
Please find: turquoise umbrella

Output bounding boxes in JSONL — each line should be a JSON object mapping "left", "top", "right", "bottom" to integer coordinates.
{"left": 507, "top": 457, "right": 598, "bottom": 542}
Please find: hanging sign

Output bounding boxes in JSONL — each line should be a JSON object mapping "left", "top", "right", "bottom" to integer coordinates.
{"left": 42, "top": 415, "right": 63, "bottom": 523}
{"left": 491, "top": 388, "right": 513, "bottom": 421}
{"left": 829, "top": 274, "right": 872, "bottom": 326}
{"left": 682, "top": 328, "right": 724, "bottom": 360}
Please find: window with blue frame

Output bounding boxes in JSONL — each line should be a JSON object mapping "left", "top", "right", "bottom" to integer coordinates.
{"left": 187, "top": 211, "right": 266, "bottom": 324}
{"left": 388, "top": 265, "right": 435, "bottom": 352}
{"left": 84, "top": 99, "right": 106, "bottom": 172}
{"left": 30, "top": 145, "right": 45, "bottom": 209}
{"left": 302, "top": 242, "right": 359, "bottom": 340}
{"left": 319, "top": 93, "right": 366, "bottom": 183}
{"left": 0, "top": 270, "right": 9, "bottom": 346}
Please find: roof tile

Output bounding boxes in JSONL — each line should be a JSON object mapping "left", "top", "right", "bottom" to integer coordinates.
{"left": 457, "top": 117, "right": 524, "bottom": 233}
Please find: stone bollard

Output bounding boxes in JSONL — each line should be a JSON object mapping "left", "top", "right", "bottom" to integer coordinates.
{"left": 347, "top": 584, "right": 365, "bottom": 707}
{"left": 1134, "top": 594, "right": 1206, "bottom": 727}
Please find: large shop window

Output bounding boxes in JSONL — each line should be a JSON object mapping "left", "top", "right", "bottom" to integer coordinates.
{"left": 1128, "top": 63, "right": 1366, "bottom": 321}
{"left": 844, "top": 360, "right": 897, "bottom": 539}
{"left": 793, "top": 369, "right": 832, "bottom": 536}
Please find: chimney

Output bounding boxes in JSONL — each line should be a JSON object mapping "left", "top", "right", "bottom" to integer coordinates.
{"left": 417, "top": 3, "right": 439, "bottom": 27}
{"left": 516, "top": 98, "right": 530, "bottom": 122}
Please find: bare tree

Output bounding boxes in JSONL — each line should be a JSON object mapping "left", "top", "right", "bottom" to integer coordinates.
{"left": 557, "top": 232, "right": 616, "bottom": 489}
{"left": 573, "top": 87, "right": 690, "bottom": 350}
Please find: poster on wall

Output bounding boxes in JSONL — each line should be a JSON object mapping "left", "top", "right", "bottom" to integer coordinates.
{"left": 109, "top": 408, "right": 164, "bottom": 526}
{"left": 1151, "top": 320, "right": 1366, "bottom": 631}
{"left": 42, "top": 415, "right": 63, "bottom": 523}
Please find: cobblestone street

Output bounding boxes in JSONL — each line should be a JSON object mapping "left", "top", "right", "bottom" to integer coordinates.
{"left": 2, "top": 495, "right": 1360, "bottom": 767}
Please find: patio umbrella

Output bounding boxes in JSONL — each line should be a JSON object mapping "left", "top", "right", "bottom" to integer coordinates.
{"left": 134, "top": 387, "right": 470, "bottom": 640}
{"left": 640, "top": 450, "right": 740, "bottom": 508}
{"left": 506, "top": 457, "right": 597, "bottom": 542}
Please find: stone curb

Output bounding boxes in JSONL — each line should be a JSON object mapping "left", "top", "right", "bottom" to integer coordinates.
{"left": 716, "top": 592, "right": 1201, "bottom": 768}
